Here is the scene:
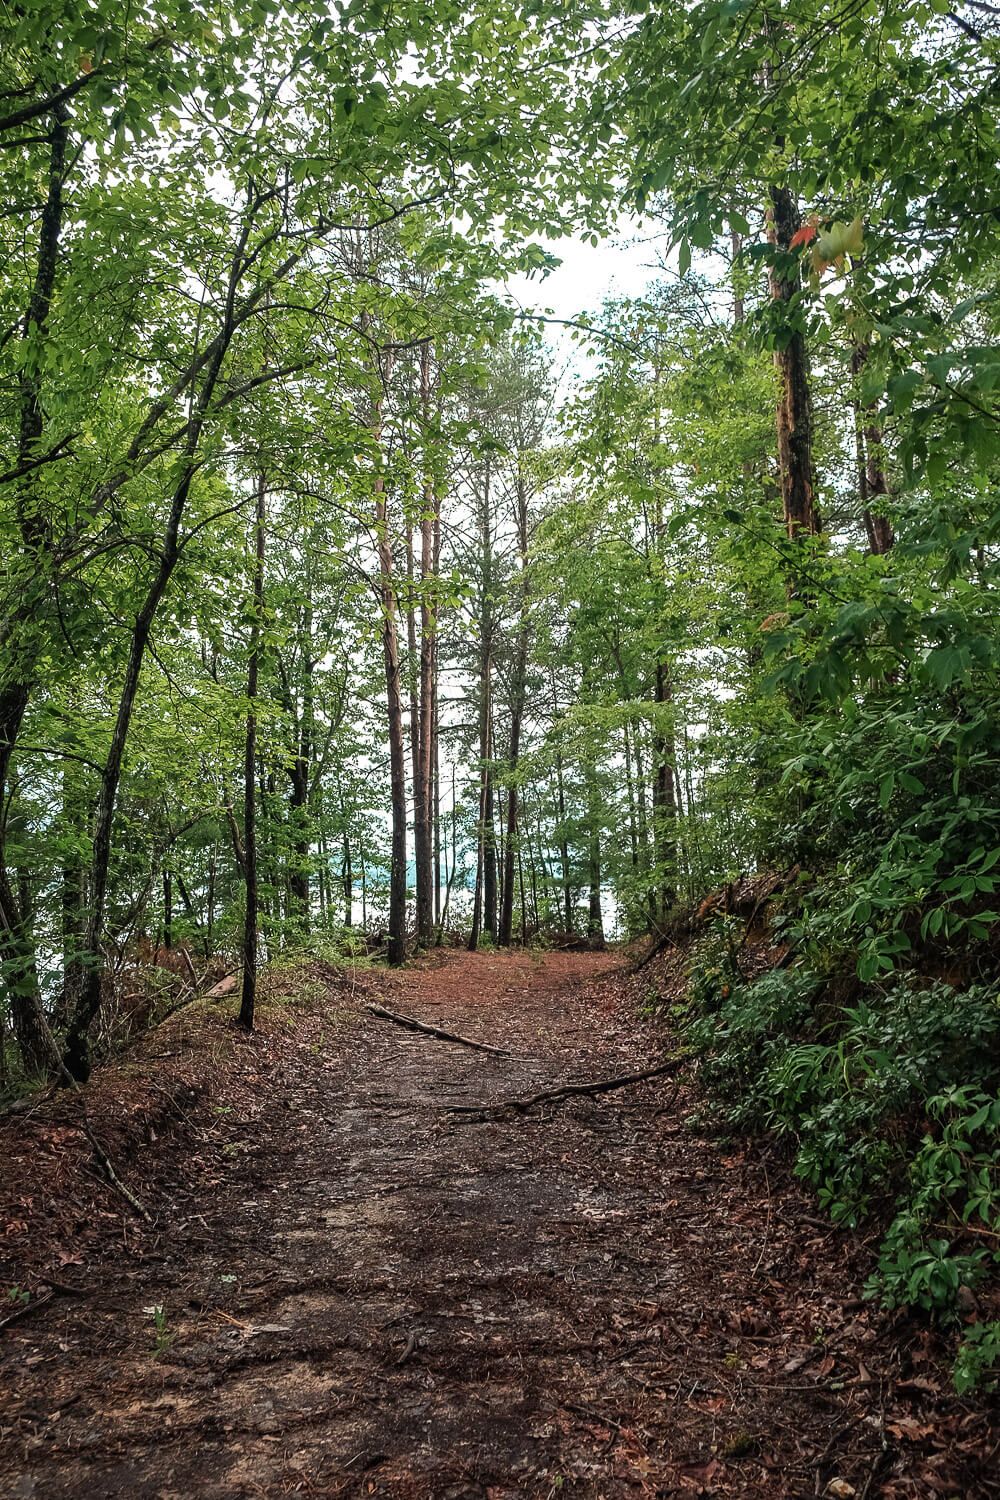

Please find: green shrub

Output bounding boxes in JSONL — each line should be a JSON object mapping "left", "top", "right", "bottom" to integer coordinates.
{"left": 684, "top": 939, "right": 1000, "bottom": 1389}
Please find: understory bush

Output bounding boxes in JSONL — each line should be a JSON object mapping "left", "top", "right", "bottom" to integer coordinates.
{"left": 686, "top": 929, "right": 1000, "bottom": 1391}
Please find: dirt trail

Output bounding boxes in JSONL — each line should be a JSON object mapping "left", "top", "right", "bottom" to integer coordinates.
{"left": 0, "top": 952, "right": 990, "bottom": 1498}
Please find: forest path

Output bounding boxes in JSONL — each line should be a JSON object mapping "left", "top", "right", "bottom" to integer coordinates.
{"left": 1, "top": 950, "right": 913, "bottom": 1498}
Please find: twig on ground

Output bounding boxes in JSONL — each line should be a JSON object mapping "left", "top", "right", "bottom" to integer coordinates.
{"left": 74, "top": 1104, "right": 152, "bottom": 1221}
{"left": 366, "top": 1003, "right": 512, "bottom": 1056}
{"left": 395, "top": 1330, "right": 418, "bottom": 1365}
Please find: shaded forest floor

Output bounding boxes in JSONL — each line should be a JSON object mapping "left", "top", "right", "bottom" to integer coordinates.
{"left": 1, "top": 950, "right": 997, "bottom": 1498}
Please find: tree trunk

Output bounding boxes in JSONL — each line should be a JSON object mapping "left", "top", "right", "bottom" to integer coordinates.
{"left": 469, "top": 462, "right": 496, "bottom": 950}
{"left": 850, "top": 343, "right": 894, "bottom": 554}
{"left": 554, "top": 751, "right": 573, "bottom": 935}
{"left": 206, "top": 843, "right": 216, "bottom": 957}
{"left": 286, "top": 597, "right": 313, "bottom": 934}
{"left": 499, "top": 462, "right": 530, "bottom": 947}
{"left": 768, "top": 185, "right": 820, "bottom": 540}
{"left": 63, "top": 203, "right": 256, "bottom": 1080}
{"left": 652, "top": 660, "right": 678, "bottom": 922}
{"left": 162, "top": 869, "right": 173, "bottom": 950}
{"left": 403, "top": 341, "right": 438, "bottom": 948}
{"left": 587, "top": 812, "right": 605, "bottom": 949}
{"left": 0, "top": 104, "right": 69, "bottom": 1077}
{"left": 239, "top": 472, "right": 266, "bottom": 1031}
{"left": 373, "top": 347, "right": 407, "bottom": 966}
{"left": 405, "top": 515, "right": 425, "bottom": 939}
{"left": 483, "top": 705, "right": 498, "bottom": 943}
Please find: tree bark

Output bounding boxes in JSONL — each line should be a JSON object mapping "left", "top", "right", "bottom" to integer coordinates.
{"left": 239, "top": 472, "right": 266, "bottom": 1031}
{"left": 63, "top": 208, "right": 247, "bottom": 1078}
{"left": 850, "top": 343, "right": 894, "bottom": 554}
{"left": 652, "top": 660, "right": 678, "bottom": 922}
{"left": 499, "top": 460, "right": 530, "bottom": 947}
{"left": 469, "top": 462, "right": 496, "bottom": 950}
{"left": 412, "top": 340, "right": 437, "bottom": 946}
{"left": 372, "top": 347, "right": 407, "bottom": 966}
{"left": 286, "top": 593, "right": 313, "bottom": 933}
{"left": 0, "top": 103, "right": 69, "bottom": 1076}
{"left": 768, "top": 185, "right": 821, "bottom": 540}
{"left": 554, "top": 749, "right": 573, "bottom": 936}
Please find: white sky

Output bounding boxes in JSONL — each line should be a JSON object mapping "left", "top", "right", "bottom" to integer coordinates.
{"left": 501, "top": 221, "right": 666, "bottom": 376}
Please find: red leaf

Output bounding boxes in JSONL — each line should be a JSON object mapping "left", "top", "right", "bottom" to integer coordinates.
{"left": 789, "top": 223, "right": 818, "bottom": 250}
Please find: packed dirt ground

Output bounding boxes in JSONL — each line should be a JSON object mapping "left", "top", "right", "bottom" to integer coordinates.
{"left": 1, "top": 949, "right": 997, "bottom": 1498}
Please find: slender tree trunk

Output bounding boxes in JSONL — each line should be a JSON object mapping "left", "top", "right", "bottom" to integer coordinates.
{"left": 526, "top": 813, "right": 540, "bottom": 935}
{"left": 0, "top": 104, "right": 69, "bottom": 1076}
{"left": 286, "top": 597, "right": 313, "bottom": 933}
{"left": 57, "top": 764, "right": 86, "bottom": 1023}
{"left": 469, "top": 463, "right": 496, "bottom": 949}
{"left": 768, "top": 185, "right": 820, "bottom": 539}
{"left": 342, "top": 833, "right": 353, "bottom": 927}
{"left": 432, "top": 671, "right": 441, "bottom": 934}
{"left": 586, "top": 793, "right": 605, "bottom": 950}
{"left": 632, "top": 722, "right": 652, "bottom": 892}
{"left": 499, "top": 463, "right": 530, "bottom": 946}
{"left": 468, "top": 675, "right": 494, "bottom": 952}
{"left": 410, "top": 339, "right": 437, "bottom": 946}
{"left": 850, "top": 343, "right": 894, "bottom": 554}
{"left": 438, "top": 766, "right": 459, "bottom": 944}
{"left": 623, "top": 724, "right": 639, "bottom": 873}
{"left": 63, "top": 205, "right": 253, "bottom": 1079}
{"left": 483, "top": 702, "right": 498, "bottom": 942}
{"left": 162, "top": 869, "right": 173, "bottom": 950}
{"left": 554, "top": 752, "right": 573, "bottom": 935}
{"left": 372, "top": 348, "right": 407, "bottom": 966}
{"left": 432, "top": 471, "right": 444, "bottom": 938}
{"left": 652, "top": 660, "right": 678, "bottom": 922}
{"left": 468, "top": 779, "right": 484, "bottom": 953}
{"left": 405, "top": 516, "right": 425, "bottom": 938}
{"left": 731, "top": 226, "right": 745, "bottom": 326}
{"left": 206, "top": 843, "right": 216, "bottom": 957}
{"left": 239, "top": 472, "right": 266, "bottom": 1031}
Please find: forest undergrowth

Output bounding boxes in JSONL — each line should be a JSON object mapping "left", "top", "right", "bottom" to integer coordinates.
{"left": 646, "top": 875, "right": 1000, "bottom": 1399}
{"left": 1, "top": 0, "right": 999, "bottom": 1474}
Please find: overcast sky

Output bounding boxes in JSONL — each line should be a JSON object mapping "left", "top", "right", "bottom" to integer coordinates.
{"left": 501, "top": 221, "right": 668, "bottom": 380}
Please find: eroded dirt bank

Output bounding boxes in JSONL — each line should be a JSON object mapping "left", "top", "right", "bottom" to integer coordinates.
{"left": 1, "top": 951, "right": 995, "bottom": 1498}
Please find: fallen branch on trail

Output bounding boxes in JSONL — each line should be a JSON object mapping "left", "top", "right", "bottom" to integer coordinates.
{"left": 366, "top": 1003, "right": 512, "bottom": 1056}
{"left": 446, "top": 1054, "right": 687, "bottom": 1115}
